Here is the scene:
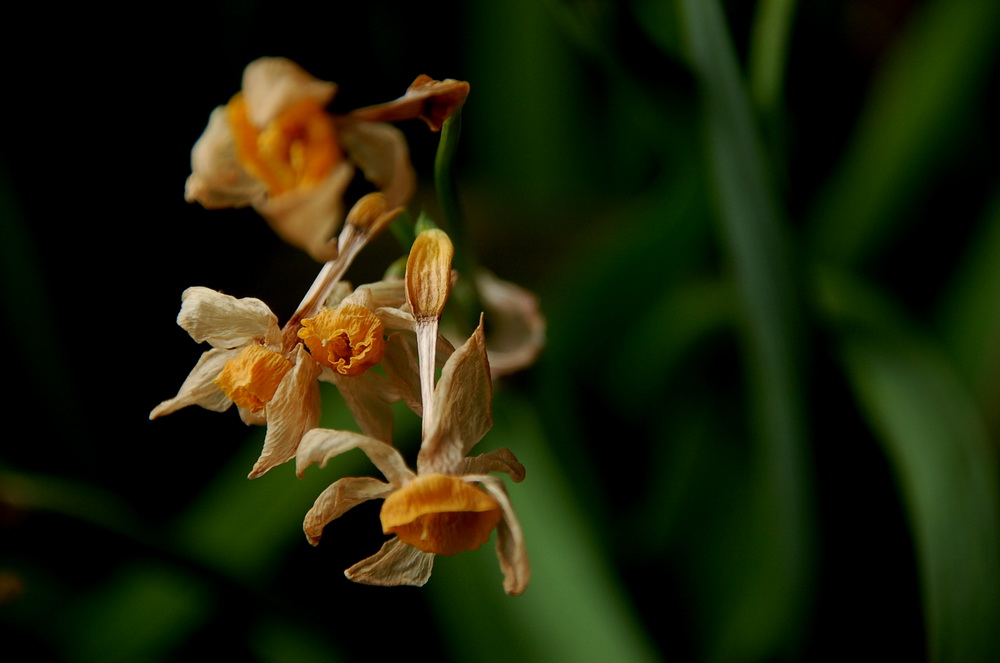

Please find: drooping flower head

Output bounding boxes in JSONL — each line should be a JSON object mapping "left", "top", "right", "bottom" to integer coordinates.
{"left": 185, "top": 57, "right": 469, "bottom": 261}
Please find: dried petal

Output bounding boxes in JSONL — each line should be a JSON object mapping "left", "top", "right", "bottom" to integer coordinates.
{"left": 296, "top": 429, "right": 414, "bottom": 487}
{"left": 463, "top": 448, "right": 526, "bottom": 483}
{"left": 185, "top": 106, "right": 267, "bottom": 209}
{"left": 299, "top": 304, "right": 385, "bottom": 376}
{"left": 351, "top": 75, "right": 471, "bottom": 132}
{"left": 337, "top": 119, "right": 415, "bottom": 210}
{"left": 326, "top": 369, "right": 397, "bottom": 444}
{"left": 380, "top": 474, "right": 501, "bottom": 556}
{"left": 470, "top": 475, "right": 530, "bottom": 596}
{"left": 304, "top": 476, "right": 395, "bottom": 545}
{"left": 149, "top": 347, "right": 238, "bottom": 419}
{"left": 475, "top": 270, "right": 546, "bottom": 377}
{"left": 240, "top": 57, "right": 337, "bottom": 129}
{"left": 419, "top": 318, "right": 493, "bottom": 475}
{"left": 345, "top": 536, "right": 435, "bottom": 587}
{"left": 177, "top": 287, "right": 280, "bottom": 349}
{"left": 249, "top": 345, "right": 322, "bottom": 478}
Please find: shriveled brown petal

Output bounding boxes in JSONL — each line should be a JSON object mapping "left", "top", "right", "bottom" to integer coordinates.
{"left": 467, "top": 475, "right": 530, "bottom": 597}
{"left": 249, "top": 346, "right": 322, "bottom": 478}
{"left": 382, "top": 332, "right": 456, "bottom": 418}
{"left": 176, "top": 287, "right": 280, "bottom": 350}
{"left": 463, "top": 448, "right": 526, "bottom": 483}
{"left": 475, "top": 270, "right": 546, "bottom": 377}
{"left": 344, "top": 536, "right": 435, "bottom": 587}
{"left": 336, "top": 119, "right": 415, "bottom": 211}
{"left": 185, "top": 106, "right": 269, "bottom": 210}
{"left": 342, "top": 278, "right": 406, "bottom": 311}
{"left": 304, "top": 476, "right": 395, "bottom": 546}
{"left": 295, "top": 428, "right": 414, "bottom": 487}
{"left": 241, "top": 57, "right": 338, "bottom": 129}
{"left": 418, "top": 318, "right": 493, "bottom": 475}
{"left": 149, "top": 347, "right": 237, "bottom": 419}
{"left": 326, "top": 369, "right": 398, "bottom": 444}
{"left": 350, "top": 76, "right": 470, "bottom": 132}
{"left": 254, "top": 161, "right": 354, "bottom": 262}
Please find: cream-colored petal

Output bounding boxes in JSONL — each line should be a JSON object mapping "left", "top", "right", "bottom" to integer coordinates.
{"left": 249, "top": 346, "right": 321, "bottom": 478}
{"left": 337, "top": 119, "right": 415, "bottom": 210}
{"left": 328, "top": 370, "right": 398, "bottom": 444}
{"left": 344, "top": 536, "right": 435, "bottom": 587}
{"left": 418, "top": 318, "right": 493, "bottom": 475}
{"left": 254, "top": 161, "right": 354, "bottom": 262}
{"left": 149, "top": 347, "right": 237, "bottom": 419}
{"left": 176, "top": 286, "right": 280, "bottom": 349}
{"left": 352, "top": 279, "right": 407, "bottom": 310}
{"left": 463, "top": 448, "right": 526, "bottom": 483}
{"left": 304, "top": 476, "right": 394, "bottom": 546}
{"left": 475, "top": 270, "right": 546, "bottom": 377}
{"left": 185, "top": 106, "right": 268, "bottom": 210}
{"left": 382, "top": 333, "right": 423, "bottom": 416}
{"left": 467, "top": 475, "right": 530, "bottom": 597}
{"left": 295, "top": 428, "right": 415, "bottom": 487}
{"left": 241, "top": 57, "right": 337, "bottom": 128}
{"left": 321, "top": 280, "right": 354, "bottom": 309}
{"left": 372, "top": 306, "right": 416, "bottom": 332}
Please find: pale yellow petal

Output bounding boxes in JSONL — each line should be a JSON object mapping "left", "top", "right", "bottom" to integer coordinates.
{"left": 295, "top": 428, "right": 414, "bottom": 487}
{"left": 418, "top": 318, "right": 493, "bottom": 475}
{"left": 185, "top": 106, "right": 268, "bottom": 210}
{"left": 337, "top": 119, "right": 415, "bottom": 210}
{"left": 382, "top": 333, "right": 423, "bottom": 416}
{"left": 176, "top": 286, "right": 280, "bottom": 349}
{"left": 344, "top": 537, "right": 435, "bottom": 587}
{"left": 241, "top": 57, "right": 337, "bottom": 128}
{"left": 304, "top": 476, "right": 394, "bottom": 546}
{"left": 149, "top": 347, "right": 237, "bottom": 419}
{"left": 254, "top": 161, "right": 354, "bottom": 262}
{"left": 249, "top": 346, "right": 321, "bottom": 478}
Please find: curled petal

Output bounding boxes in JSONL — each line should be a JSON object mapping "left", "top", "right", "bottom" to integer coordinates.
{"left": 345, "top": 536, "right": 435, "bottom": 587}
{"left": 463, "top": 448, "right": 526, "bottom": 483}
{"left": 418, "top": 318, "right": 493, "bottom": 475}
{"left": 467, "top": 475, "right": 530, "bottom": 597}
{"left": 304, "top": 476, "right": 395, "bottom": 546}
{"left": 476, "top": 270, "right": 546, "bottom": 377}
{"left": 382, "top": 332, "right": 455, "bottom": 417}
{"left": 149, "top": 347, "right": 237, "bottom": 419}
{"left": 337, "top": 119, "right": 415, "bottom": 210}
{"left": 241, "top": 57, "right": 337, "bottom": 129}
{"left": 185, "top": 106, "right": 268, "bottom": 210}
{"left": 342, "top": 278, "right": 407, "bottom": 311}
{"left": 295, "top": 428, "right": 414, "bottom": 487}
{"left": 249, "top": 345, "right": 322, "bottom": 478}
{"left": 327, "top": 369, "right": 398, "bottom": 444}
{"left": 177, "top": 287, "right": 280, "bottom": 349}
{"left": 254, "top": 161, "right": 355, "bottom": 262}
{"left": 351, "top": 76, "right": 470, "bottom": 132}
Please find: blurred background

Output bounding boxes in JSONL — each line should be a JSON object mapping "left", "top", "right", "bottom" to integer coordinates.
{"left": 3, "top": 0, "right": 1000, "bottom": 660}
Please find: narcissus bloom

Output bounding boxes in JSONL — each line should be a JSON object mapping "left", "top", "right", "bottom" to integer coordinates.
{"left": 296, "top": 321, "right": 529, "bottom": 595}
{"left": 185, "top": 57, "right": 469, "bottom": 261}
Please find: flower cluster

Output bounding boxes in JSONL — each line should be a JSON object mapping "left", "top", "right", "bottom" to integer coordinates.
{"left": 151, "top": 58, "right": 541, "bottom": 595}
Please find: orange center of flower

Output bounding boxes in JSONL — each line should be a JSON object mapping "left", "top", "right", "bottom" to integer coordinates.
{"left": 215, "top": 344, "right": 293, "bottom": 412}
{"left": 380, "top": 474, "right": 502, "bottom": 556}
{"left": 227, "top": 93, "right": 340, "bottom": 197}
{"left": 298, "top": 304, "right": 385, "bottom": 376}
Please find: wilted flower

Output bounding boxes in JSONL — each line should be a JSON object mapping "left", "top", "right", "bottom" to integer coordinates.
{"left": 296, "top": 321, "right": 529, "bottom": 596}
{"left": 185, "top": 57, "right": 469, "bottom": 261}
{"left": 149, "top": 287, "right": 322, "bottom": 475}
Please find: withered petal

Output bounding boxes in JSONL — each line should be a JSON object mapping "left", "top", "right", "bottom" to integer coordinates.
{"left": 350, "top": 76, "right": 470, "bottom": 132}
{"left": 418, "top": 318, "right": 493, "bottom": 475}
{"left": 328, "top": 370, "right": 398, "bottom": 444}
{"left": 149, "top": 347, "right": 237, "bottom": 419}
{"left": 304, "top": 476, "right": 394, "bottom": 546}
{"left": 336, "top": 119, "right": 415, "bottom": 211}
{"left": 468, "top": 475, "right": 530, "bottom": 596}
{"left": 295, "top": 428, "right": 414, "bottom": 487}
{"left": 344, "top": 536, "right": 435, "bottom": 587}
{"left": 241, "top": 57, "right": 338, "bottom": 129}
{"left": 185, "top": 106, "right": 268, "bottom": 210}
{"left": 177, "top": 286, "right": 280, "bottom": 350}
{"left": 249, "top": 346, "right": 322, "bottom": 478}
{"left": 254, "top": 161, "right": 354, "bottom": 262}
{"left": 475, "top": 270, "right": 546, "bottom": 377}
{"left": 463, "top": 448, "right": 526, "bottom": 483}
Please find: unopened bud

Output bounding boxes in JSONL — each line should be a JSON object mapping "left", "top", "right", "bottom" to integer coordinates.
{"left": 405, "top": 229, "right": 454, "bottom": 320}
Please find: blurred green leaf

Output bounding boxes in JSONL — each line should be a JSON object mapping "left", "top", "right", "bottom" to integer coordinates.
{"left": 678, "top": 0, "right": 815, "bottom": 659}
{"left": 806, "top": 0, "right": 1000, "bottom": 266}
{"left": 819, "top": 266, "right": 1000, "bottom": 662}
{"left": 748, "top": 0, "right": 798, "bottom": 114}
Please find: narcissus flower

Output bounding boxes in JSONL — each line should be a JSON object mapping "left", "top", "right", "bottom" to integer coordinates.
{"left": 296, "top": 321, "right": 529, "bottom": 596}
{"left": 185, "top": 57, "right": 469, "bottom": 261}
